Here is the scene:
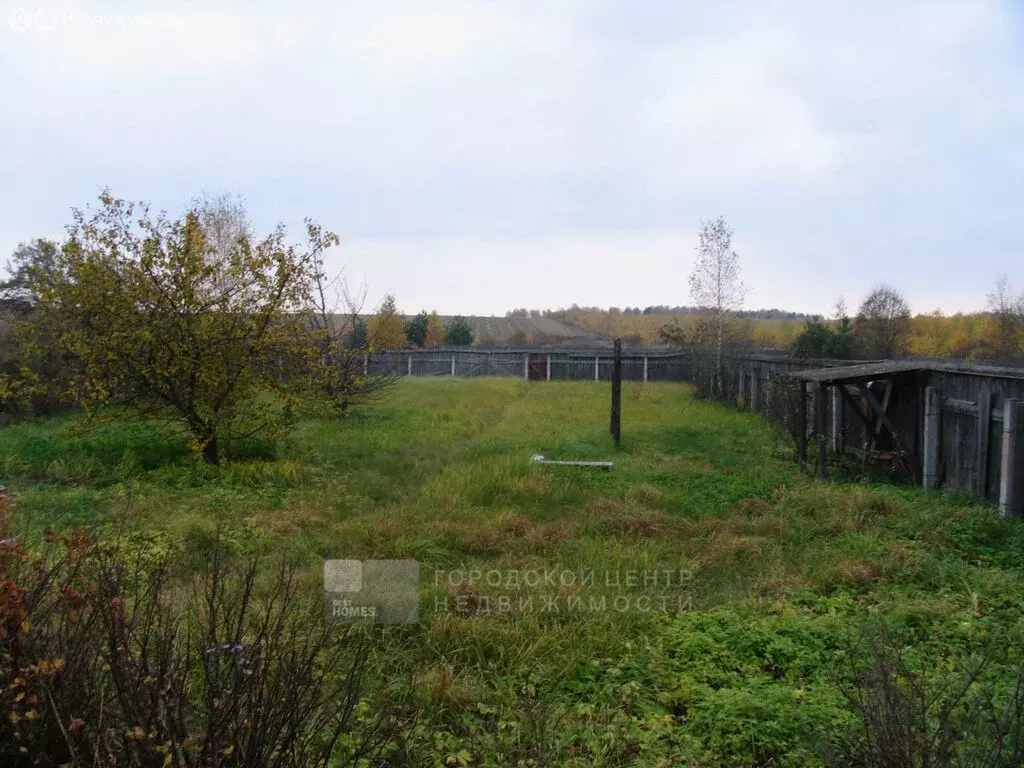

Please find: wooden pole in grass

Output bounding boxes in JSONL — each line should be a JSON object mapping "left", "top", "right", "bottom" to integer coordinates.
{"left": 797, "top": 380, "right": 808, "bottom": 471}
{"left": 815, "top": 383, "right": 827, "bottom": 480}
{"left": 610, "top": 338, "right": 622, "bottom": 447}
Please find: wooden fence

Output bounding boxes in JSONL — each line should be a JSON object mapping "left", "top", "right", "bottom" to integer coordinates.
{"left": 678, "top": 350, "right": 1024, "bottom": 514}
{"left": 362, "top": 346, "right": 1024, "bottom": 512}
{"left": 362, "top": 349, "right": 688, "bottom": 383}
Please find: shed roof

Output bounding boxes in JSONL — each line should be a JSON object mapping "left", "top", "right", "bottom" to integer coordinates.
{"left": 791, "top": 359, "right": 1024, "bottom": 383}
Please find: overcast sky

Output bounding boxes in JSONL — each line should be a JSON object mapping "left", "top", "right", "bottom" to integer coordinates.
{"left": 2, "top": 0, "right": 1022, "bottom": 316}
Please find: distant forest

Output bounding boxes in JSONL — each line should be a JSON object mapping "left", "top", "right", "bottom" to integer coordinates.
{"left": 506, "top": 305, "right": 811, "bottom": 321}
{"left": 505, "top": 301, "right": 1023, "bottom": 364}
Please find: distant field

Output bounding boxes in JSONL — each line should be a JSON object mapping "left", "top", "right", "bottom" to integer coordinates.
{"left": 436, "top": 315, "right": 611, "bottom": 345}
{"left": 3, "top": 379, "right": 1024, "bottom": 765}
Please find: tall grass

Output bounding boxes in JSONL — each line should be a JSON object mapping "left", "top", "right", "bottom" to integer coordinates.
{"left": 2, "top": 378, "right": 1023, "bottom": 765}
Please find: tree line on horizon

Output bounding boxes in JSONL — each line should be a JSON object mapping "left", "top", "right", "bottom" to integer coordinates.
{"left": 505, "top": 228, "right": 1023, "bottom": 365}
{"left": 532, "top": 284, "right": 1023, "bottom": 363}
{"left": 507, "top": 305, "right": 813, "bottom": 321}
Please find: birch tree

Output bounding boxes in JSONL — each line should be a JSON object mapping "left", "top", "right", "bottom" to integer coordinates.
{"left": 986, "top": 274, "right": 1024, "bottom": 359}
{"left": 689, "top": 216, "right": 745, "bottom": 394}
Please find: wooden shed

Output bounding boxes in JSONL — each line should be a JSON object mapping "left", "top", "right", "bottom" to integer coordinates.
{"left": 790, "top": 361, "right": 1024, "bottom": 515}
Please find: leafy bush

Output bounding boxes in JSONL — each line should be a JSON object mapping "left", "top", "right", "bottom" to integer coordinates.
{"left": 0, "top": 491, "right": 404, "bottom": 767}
{"left": 837, "top": 625, "right": 1024, "bottom": 768}
{"left": 658, "top": 609, "right": 853, "bottom": 765}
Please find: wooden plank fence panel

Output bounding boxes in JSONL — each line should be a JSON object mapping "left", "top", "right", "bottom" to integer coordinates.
{"left": 977, "top": 390, "right": 992, "bottom": 497}
{"left": 362, "top": 347, "right": 1023, "bottom": 507}
{"left": 941, "top": 406, "right": 979, "bottom": 494}
{"left": 923, "top": 386, "right": 941, "bottom": 489}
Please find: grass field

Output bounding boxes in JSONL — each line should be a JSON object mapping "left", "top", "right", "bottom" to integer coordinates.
{"left": 4, "top": 377, "right": 1024, "bottom": 766}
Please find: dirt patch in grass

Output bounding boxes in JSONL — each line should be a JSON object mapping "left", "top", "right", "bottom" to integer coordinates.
{"left": 733, "top": 497, "right": 773, "bottom": 517}
{"left": 626, "top": 511, "right": 669, "bottom": 538}
{"left": 837, "top": 558, "right": 887, "bottom": 585}
{"left": 751, "top": 515, "right": 790, "bottom": 537}
{"left": 523, "top": 519, "right": 576, "bottom": 548}
{"left": 245, "top": 504, "right": 330, "bottom": 534}
{"left": 626, "top": 483, "right": 664, "bottom": 506}
{"left": 656, "top": 455, "right": 717, "bottom": 474}
{"left": 592, "top": 497, "right": 669, "bottom": 537}
{"left": 494, "top": 511, "right": 535, "bottom": 536}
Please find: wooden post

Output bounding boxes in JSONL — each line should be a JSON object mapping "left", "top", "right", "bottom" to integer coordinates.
{"left": 643, "top": 356, "right": 649, "bottom": 383}
{"left": 451, "top": 354, "right": 456, "bottom": 377}
{"left": 594, "top": 356, "right": 599, "bottom": 381}
{"left": 738, "top": 367, "right": 746, "bottom": 407}
{"left": 829, "top": 386, "right": 839, "bottom": 452}
{"left": 610, "top": 339, "right": 622, "bottom": 447}
{"left": 1000, "top": 399, "right": 1024, "bottom": 516}
{"left": 797, "top": 380, "right": 808, "bottom": 471}
{"left": 923, "top": 386, "right": 941, "bottom": 489}
{"left": 816, "top": 383, "right": 828, "bottom": 480}
{"left": 546, "top": 354, "right": 551, "bottom": 381}
{"left": 750, "top": 368, "right": 758, "bottom": 413}
{"left": 976, "top": 389, "right": 992, "bottom": 497}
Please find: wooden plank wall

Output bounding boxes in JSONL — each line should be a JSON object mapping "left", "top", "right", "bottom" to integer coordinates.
{"left": 680, "top": 351, "right": 1024, "bottom": 509}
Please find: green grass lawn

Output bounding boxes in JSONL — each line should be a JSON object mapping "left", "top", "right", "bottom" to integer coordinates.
{"left": 4, "top": 377, "right": 1024, "bottom": 766}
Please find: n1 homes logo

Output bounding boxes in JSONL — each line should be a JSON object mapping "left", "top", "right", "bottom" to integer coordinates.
{"left": 324, "top": 559, "right": 419, "bottom": 625}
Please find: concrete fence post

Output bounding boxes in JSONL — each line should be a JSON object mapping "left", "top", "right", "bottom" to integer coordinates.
{"left": 546, "top": 354, "right": 551, "bottom": 381}
{"left": 523, "top": 354, "right": 529, "bottom": 380}
{"left": 363, "top": 355, "right": 368, "bottom": 376}
{"left": 643, "top": 356, "right": 649, "bottom": 383}
{"left": 451, "top": 354, "right": 456, "bottom": 377}
{"left": 594, "top": 356, "right": 599, "bottom": 382}
{"left": 407, "top": 354, "right": 413, "bottom": 377}
{"left": 1000, "top": 399, "right": 1024, "bottom": 516}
